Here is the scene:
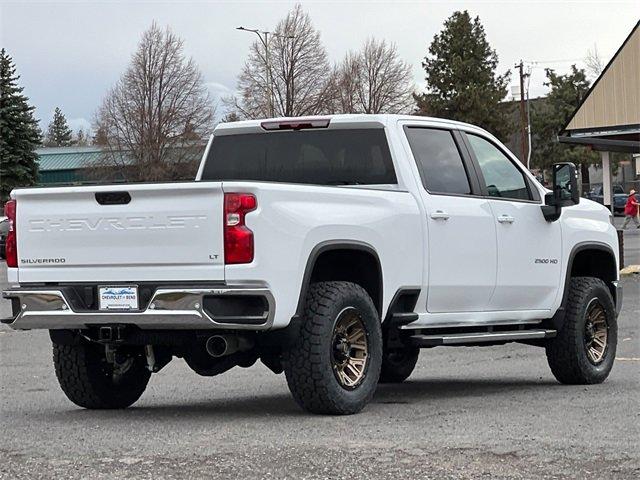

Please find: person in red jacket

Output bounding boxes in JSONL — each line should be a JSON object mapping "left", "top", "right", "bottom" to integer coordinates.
{"left": 622, "top": 189, "right": 640, "bottom": 229}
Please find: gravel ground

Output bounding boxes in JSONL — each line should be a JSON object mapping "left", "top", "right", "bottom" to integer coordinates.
{"left": 1, "top": 266, "right": 638, "bottom": 479}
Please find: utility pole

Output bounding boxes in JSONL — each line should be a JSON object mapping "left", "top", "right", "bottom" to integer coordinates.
{"left": 237, "top": 27, "right": 295, "bottom": 118}
{"left": 515, "top": 60, "right": 529, "bottom": 167}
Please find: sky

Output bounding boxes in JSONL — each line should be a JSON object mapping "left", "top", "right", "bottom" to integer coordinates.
{"left": 1, "top": 0, "right": 638, "bottom": 134}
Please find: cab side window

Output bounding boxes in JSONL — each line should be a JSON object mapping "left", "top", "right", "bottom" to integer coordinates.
{"left": 405, "top": 127, "right": 471, "bottom": 195}
{"left": 467, "top": 134, "right": 531, "bottom": 201}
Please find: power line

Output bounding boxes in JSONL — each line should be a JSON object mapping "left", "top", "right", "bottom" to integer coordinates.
{"left": 529, "top": 57, "right": 583, "bottom": 64}
{"left": 525, "top": 58, "right": 584, "bottom": 69}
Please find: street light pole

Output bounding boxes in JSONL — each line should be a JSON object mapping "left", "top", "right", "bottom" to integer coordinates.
{"left": 237, "top": 26, "right": 294, "bottom": 118}
{"left": 264, "top": 31, "right": 272, "bottom": 117}
{"left": 237, "top": 27, "right": 272, "bottom": 117}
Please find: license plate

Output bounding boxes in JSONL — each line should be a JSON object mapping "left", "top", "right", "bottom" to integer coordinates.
{"left": 98, "top": 286, "right": 138, "bottom": 311}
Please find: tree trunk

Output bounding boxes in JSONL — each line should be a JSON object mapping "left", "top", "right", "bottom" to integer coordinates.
{"left": 580, "top": 163, "right": 591, "bottom": 191}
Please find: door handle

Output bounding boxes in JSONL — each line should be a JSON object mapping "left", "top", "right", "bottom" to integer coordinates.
{"left": 497, "top": 214, "right": 515, "bottom": 223}
{"left": 430, "top": 210, "right": 450, "bottom": 220}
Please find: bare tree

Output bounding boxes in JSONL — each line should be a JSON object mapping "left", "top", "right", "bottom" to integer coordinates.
{"left": 232, "top": 4, "right": 332, "bottom": 118}
{"left": 220, "top": 111, "right": 241, "bottom": 123}
{"left": 331, "top": 38, "right": 415, "bottom": 114}
{"left": 92, "top": 124, "right": 108, "bottom": 146}
{"left": 585, "top": 44, "right": 604, "bottom": 79}
{"left": 94, "top": 22, "right": 215, "bottom": 182}
{"left": 329, "top": 51, "right": 360, "bottom": 114}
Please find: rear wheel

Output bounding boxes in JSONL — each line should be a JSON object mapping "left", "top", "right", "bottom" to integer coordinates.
{"left": 283, "top": 281, "right": 382, "bottom": 415}
{"left": 546, "top": 277, "right": 617, "bottom": 385}
{"left": 379, "top": 346, "right": 419, "bottom": 383}
{"left": 53, "top": 341, "right": 151, "bottom": 409}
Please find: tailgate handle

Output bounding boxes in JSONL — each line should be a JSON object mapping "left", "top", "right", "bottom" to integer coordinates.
{"left": 95, "top": 191, "right": 131, "bottom": 205}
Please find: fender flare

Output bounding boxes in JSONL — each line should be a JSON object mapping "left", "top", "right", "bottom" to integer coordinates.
{"left": 293, "top": 240, "right": 383, "bottom": 319}
{"left": 552, "top": 241, "right": 618, "bottom": 329}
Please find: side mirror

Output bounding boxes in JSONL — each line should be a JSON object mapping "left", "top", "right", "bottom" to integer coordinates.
{"left": 541, "top": 162, "right": 580, "bottom": 221}
{"left": 552, "top": 162, "right": 580, "bottom": 206}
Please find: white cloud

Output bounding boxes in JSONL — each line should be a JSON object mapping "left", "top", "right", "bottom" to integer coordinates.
{"left": 5, "top": 1, "right": 637, "bottom": 125}
{"left": 68, "top": 117, "right": 92, "bottom": 134}
{"left": 206, "top": 82, "right": 233, "bottom": 95}
{"left": 206, "top": 81, "right": 238, "bottom": 117}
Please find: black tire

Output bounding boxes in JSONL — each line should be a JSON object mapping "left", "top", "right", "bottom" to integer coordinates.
{"left": 379, "top": 347, "right": 419, "bottom": 383}
{"left": 283, "top": 281, "right": 382, "bottom": 415}
{"left": 546, "top": 277, "right": 617, "bottom": 385}
{"left": 53, "top": 341, "right": 151, "bottom": 409}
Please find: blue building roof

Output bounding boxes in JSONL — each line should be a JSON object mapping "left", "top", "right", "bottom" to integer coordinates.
{"left": 36, "top": 147, "right": 107, "bottom": 171}
{"left": 35, "top": 144, "right": 205, "bottom": 172}
{"left": 34, "top": 144, "right": 207, "bottom": 185}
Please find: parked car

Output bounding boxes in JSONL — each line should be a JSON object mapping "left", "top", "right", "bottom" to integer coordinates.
{"left": 586, "top": 184, "right": 628, "bottom": 214}
{"left": 2, "top": 115, "right": 621, "bottom": 415}
{"left": 0, "top": 216, "right": 8, "bottom": 259}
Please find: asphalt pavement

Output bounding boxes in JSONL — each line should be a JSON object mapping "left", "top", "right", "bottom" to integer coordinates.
{"left": 1, "top": 238, "right": 639, "bottom": 479}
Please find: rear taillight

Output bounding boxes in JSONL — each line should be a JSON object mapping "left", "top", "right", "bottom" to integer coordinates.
{"left": 224, "top": 193, "right": 256, "bottom": 264}
{"left": 4, "top": 199, "right": 17, "bottom": 268}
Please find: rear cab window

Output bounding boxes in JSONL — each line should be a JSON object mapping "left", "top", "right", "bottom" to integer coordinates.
{"left": 404, "top": 127, "right": 473, "bottom": 195}
{"left": 201, "top": 129, "right": 397, "bottom": 186}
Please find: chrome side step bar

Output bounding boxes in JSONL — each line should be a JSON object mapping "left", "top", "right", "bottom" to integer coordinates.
{"left": 400, "top": 318, "right": 543, "bottom": 330}
{"left": 411, "top": 329, "right": 556, "bottom": 347}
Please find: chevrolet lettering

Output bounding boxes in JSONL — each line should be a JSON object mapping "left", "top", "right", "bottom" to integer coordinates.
{"left": 27, "top": 215, "right": 208, "bottom": 232}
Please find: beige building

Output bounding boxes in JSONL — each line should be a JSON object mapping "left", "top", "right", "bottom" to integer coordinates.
{"left": 560, "top": 20, "right": 640, "bottom": 208}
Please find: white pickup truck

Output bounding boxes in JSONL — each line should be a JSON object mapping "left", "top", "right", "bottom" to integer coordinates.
{"left": 2, "top": 115, "right": 621, "bottom": 415}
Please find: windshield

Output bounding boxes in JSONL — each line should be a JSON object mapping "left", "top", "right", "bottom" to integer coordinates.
{"left": 202, "top": 129, "right": 397, "bottom": 186}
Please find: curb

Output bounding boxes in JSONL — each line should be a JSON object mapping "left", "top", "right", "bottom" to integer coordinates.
{"left": 620, "top": 265, "right": 640, "bottom": 276}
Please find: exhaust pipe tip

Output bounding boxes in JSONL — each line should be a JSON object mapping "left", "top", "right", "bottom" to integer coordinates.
{"left": 205, "top": 334, "right": 254, "bottom": 358}
{"left": 206, "top": 335, "right": 229, "bottom": 357}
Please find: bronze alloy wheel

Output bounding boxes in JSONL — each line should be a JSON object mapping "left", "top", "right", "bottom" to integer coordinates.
{"left": 546, "top": 277, "right": 617, "bottom": 385}
{"left": 584, "top": 298, "right": 608, "bottom": 364}
{"left": 331, "top": 308, "right": 369, "bottom": 389}
{"left": 283, "top": 281, "right": 383, "bottom": 414}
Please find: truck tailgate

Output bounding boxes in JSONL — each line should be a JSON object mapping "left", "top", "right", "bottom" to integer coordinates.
{"left": 13, "top": 182, "right": 224, "bottom": 283}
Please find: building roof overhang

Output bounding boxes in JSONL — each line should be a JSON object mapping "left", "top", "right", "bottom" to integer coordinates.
{"left": 559, "top": 124, "right": 640, "bottom": 153}
{"left": 560, "top": 21, "right": 640, "bottom": 154}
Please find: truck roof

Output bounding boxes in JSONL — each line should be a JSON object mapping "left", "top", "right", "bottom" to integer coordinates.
{"left": 214, "top": 114, "right": 486, "bottom": 136}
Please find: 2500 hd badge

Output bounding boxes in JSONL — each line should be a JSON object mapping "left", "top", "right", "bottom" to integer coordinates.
{"left": 534, "top": 258, "right": 559, "bottom": 264}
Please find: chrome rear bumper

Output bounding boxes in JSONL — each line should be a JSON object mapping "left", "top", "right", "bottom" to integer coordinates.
{"left": 1, "top": 285, "right": 275, "bottom": 331}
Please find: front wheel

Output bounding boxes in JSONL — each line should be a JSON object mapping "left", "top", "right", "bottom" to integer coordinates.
{"left": 546, "top": 277, "right": 617, "bottom": 385}
{"left": 53, "top": 341, "right": 151, "bottom": 409}
{"left": 283, "top": 281, "right": 382, "bottom": 415}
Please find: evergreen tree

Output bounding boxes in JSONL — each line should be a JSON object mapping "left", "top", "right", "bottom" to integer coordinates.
{"left": 75, "top": 128, "right": 89, "bottom": 146}
{"left": 530, "top": 65, "right": 599, "bottom": 181}
{"left": 415, "top": 10, "right": 513, "bottom": 141}
{"left": 0, "top": 48, "right": 40, "bottom": 202}
{"left": 45, "top": 107, "right": 74, "bottom": 146}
